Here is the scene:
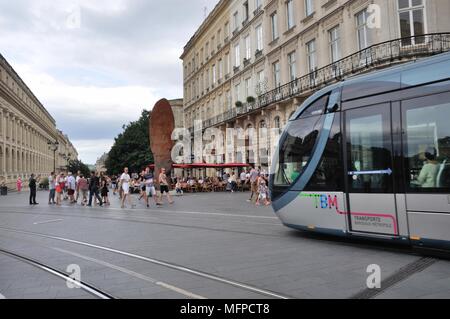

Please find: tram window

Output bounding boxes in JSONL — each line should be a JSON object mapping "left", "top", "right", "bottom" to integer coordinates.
{"left": 306, "top": 113, "right": 343, "bottom": 191}
{"left": 404, "top": 93, "right": 450, "bottom": 192}
{"left": 273, "top": 114, "right": 324, "bottom": 187}
{"left": 298, "top": 95, "right": 329, "bottom": 119}
{"left": 346, "top": 106, "right": 393, "bottom": 193}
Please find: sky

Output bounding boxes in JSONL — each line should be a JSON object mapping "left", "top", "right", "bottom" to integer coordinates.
{"left": 0, "top": 0, "right": 212, "bottom": 164}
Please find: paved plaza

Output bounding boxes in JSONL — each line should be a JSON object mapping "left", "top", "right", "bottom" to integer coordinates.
{"left": 0, "top": 190, "right": 449, "bottom": 299}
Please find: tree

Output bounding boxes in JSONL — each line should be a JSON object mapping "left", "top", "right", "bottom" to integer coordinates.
{"left": 105, "top": 109, "right": 154, "bottom": 175}
{"left": 67, "top": 159, "right": 91, "bottom": 177}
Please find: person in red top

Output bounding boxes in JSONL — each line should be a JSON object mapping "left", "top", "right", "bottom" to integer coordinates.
{"left": 77, "top": 174, "right": 89, "bottom": 206}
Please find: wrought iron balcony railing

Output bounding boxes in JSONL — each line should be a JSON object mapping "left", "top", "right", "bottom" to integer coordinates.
{"left": 189, "top": 33, "right": 450, "bottom": 133}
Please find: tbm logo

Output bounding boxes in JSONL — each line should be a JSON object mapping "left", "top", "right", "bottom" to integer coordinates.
{"left": 302, "top": 194, "right": 338, "bottom": 210}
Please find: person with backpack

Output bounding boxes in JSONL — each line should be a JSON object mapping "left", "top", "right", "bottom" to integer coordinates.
{"left": 88, "top": 171, "right": 103, "bottom": 207}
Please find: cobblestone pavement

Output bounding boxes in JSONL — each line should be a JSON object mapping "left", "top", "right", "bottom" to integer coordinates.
{"left": 0, "top": 190, "right": 449, "bottom": 299}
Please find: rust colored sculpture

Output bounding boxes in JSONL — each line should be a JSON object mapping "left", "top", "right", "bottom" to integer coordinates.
{"left": 149, "top": 98, "right": 175, "bottom": 184}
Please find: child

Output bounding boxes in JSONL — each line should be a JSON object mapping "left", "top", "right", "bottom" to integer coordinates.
{"left": 256, "top": 179, "right": 271, "bottom": 206}
{"left": 175, "top": 180, "right": 183, "bottom": 195}
{"left": 101, "top": 180, "right": 110, "bottom": 206}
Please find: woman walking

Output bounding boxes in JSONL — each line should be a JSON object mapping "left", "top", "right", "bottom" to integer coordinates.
{"left": 120, "top": 167, "right": 134, "bottom": 209}
{"left": 101, "top": 179, "right": 110, "bottom": 206}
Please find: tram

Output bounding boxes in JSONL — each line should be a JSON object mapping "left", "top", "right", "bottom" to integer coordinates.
{"left": 269, "top": 52, "right": 450, "bottom": 250}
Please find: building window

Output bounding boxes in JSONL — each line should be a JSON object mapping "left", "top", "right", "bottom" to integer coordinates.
{"left": 305, "top": 0, "right": 314, "bottom": 17}
{"left": 212, "top": 65, "right": 216, "bottom": 84}
{"left": 235, "top": 44, "right": 240, "bottom": 67}
{"left": 243, "top": 1, "right": 249, "bottom": 22}
{"left": 218, "top": 59, "right": 223, "bottom": 79}
{"left": 245, "top": 35, "right": 251, "bottom": 60}
{"left": 256, "top": 24, "right": 263, "bottom": 51}
{"left": 233, "top": 12, "right": 239, "bottom": 31}
{"left": 274, "top": 116, "right": 281, "bottom": 132}
{"left": 356, "top": 9, "right": 370, "bottom": 50}
{"left": 256, "top": 70, "right": 265, "bottom": 95}
{"left": 271, "top": 12, "right": 278, "bottom": 41}
{"left": 287, "top": 51, "right": 297, "bottom": 82}
{"left": 273, "top": 61, "right": 280, "bottom": 88}
{"left": 306, "top": 40, "right": 316, "bottom": 73}
{"left": 306, "top": 39, "right": 316, "bottom": 85}
{"left": 235, "top": 83, "right": 241, "bottom": 102}
{"left": 245, "top": 78, "right": 251, "bottom": 98}
{"left": 226, "top": 53, "right": 230, "bottom": 74}
{"left": 398, "top": 0, "right": 426, "bottom": 46}
{"left": 224, "top": 22, "right": 229, "bottom": 38}
{"left": 255, "top": 0, "right": 262, "bottom": 10}
{"left": 286, "top": 0, "right": 295, "bottom": 30}
{"left": 329, "top": 26, "right": 341, "bottom": 63}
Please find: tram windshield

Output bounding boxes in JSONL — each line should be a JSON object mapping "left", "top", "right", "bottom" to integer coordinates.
{"left": 272, "top": 115, "right": 324, "bottom": 187}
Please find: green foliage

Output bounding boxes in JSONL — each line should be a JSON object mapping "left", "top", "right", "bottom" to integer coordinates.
{"left": 235, "top": 101, "right": 243, "bottom": 107}
{"left": 67, "top": 159, "right": 91, "bottom": 177}
{"left": 246, "top": 96, "right": 255, "bottom": 103}
{"left": 105, "top": 109, "right": 154, "bottom": 175}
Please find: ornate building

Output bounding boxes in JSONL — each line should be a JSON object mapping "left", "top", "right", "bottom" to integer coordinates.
{"left": 0, "top": 53, "right": 78, "bottom": 188}
{"left": 181, "top": 0, "right": 450, "bottom": 173}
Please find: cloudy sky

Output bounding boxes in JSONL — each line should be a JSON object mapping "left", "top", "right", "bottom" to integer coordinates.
{"left": 0, "top": 0, "right": 211, "bottom": 164}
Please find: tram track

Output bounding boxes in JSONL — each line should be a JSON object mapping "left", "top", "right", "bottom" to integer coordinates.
{"left": 0, "top": 209, "right": 285, "bottom": 238}
{"left": 0, "top": 226, "right": 292, "bottom": 299}
{"left": 0, "top": 247, "right": 116, "bottom": 299}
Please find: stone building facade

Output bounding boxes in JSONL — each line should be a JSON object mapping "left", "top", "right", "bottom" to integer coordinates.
{"left": 181, "top": 0, "right": 450, "bottom": 173}
{"left": 0, "top": 53, "right": 78, "bottom": 188}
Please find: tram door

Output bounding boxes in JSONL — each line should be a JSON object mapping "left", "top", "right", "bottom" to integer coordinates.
{"left": 344, "top": 103, "right": 399, "bottom": 236}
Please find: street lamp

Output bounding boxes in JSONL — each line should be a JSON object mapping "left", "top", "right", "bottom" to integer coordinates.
{"left": 47, "top": 140, "right": 59, "bottom": 172}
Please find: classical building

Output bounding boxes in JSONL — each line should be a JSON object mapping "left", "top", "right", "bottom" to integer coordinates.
{"left": 95, "top": 153, "right": 108, "bottom": 174}
{"left": 0, "top": 53, "right": 78, "bottom": 188}
{"left": 168, "top": 98, "right": 185, "bottom": 129}
{"left": 181, "top": 0, "right": 450, "bottom": 174}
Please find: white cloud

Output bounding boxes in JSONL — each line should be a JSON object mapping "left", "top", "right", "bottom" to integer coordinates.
{"left": 72, "top": 139, "right": 114, "bottom": 164}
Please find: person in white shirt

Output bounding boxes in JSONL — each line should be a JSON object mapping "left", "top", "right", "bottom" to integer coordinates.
{"left": 67, "top": 172, "right": 76, "bottom": 204}
{"left": 120, "top": 167, "right": 133, "bottom": 209}
{"left": 75, "top": 170, "right": 81, "bottom": 203}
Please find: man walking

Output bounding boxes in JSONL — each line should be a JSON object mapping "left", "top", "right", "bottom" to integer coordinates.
{"left": 29, "top": 174, "right": 38, "bottom": 205}
{"left": 87, "top": 171, "right": 103, "bottom": 207}
{"left": 158, "top": 168, "right": 174, "bottom": 205}
{"left": 75, "top": 170, "right": 81, "bottom": 203}
{"left": 248, "top": 166, "right": 260, "bottom": 203}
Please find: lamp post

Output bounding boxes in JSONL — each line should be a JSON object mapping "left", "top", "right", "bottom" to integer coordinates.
{"left": 47, "top": 140, "right": 59, "bottom": 173}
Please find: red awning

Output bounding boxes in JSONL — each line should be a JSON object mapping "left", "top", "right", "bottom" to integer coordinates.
{"left": 147, "top": 163, "right": 250, "bottom": 169}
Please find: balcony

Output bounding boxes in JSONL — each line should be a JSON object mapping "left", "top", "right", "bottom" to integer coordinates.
{"left": 255, "top": 49, "right": 263, "bottom": 59}
{"left": 233, "top": 66, "right": 240, "bottom": 74}
{"left": 193, "top": 33, "right": 450, "bottom": 132}
{"left": 243, "top": 58, "right": 251, "bottom": 67}
{"left": 253, "top": 6, "right": 262, "bottom": 17}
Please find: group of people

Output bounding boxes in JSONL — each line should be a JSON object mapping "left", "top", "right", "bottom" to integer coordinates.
{"left": 23, "top": 165, "right": 271, "bottom": 208}
{"left": 23, "top": 166, "right": 175, "bottom": 209}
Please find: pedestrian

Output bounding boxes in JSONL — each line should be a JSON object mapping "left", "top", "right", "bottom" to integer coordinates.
{"left": 120, "top": 167, "right": 133, "bottom": 209}
{"left": 67, "top": 172, "right": 76, "bottom": 204}
{"left": 75, "top": 170, "right": 81, "bottom": 203}
{"left": 229, "top": 172, "right": 237, "bottom": 193}
{"left": 29, "top": 174, "right": 38, "bottom": 205}
{"left": 16, "top": 177, "right": 23, "bottom": 193}
{"left": 175, "top": 179, "right": 183, "bottom": 195}
{"left": 111, "top": 175, "right": 117, "bottom": 196}
{"left": 248, "top": 166, "right": 260, "bottom": 203}
{"left": 55, "top": 172, "right": 64, "bottom": 206}
{"left": 143, "top": 168, "right": 160, "bottom": 207}
{"left": 101, "top": 179, "right": 110, "bottom": 206}
{"left": 88, "top": 171, "right": 103, "bottom": 207}
{"left": 77, "top": 174, "right": 89, "bottom": 206}
{"left": 158, "top": 168, "right": 174, "bottom": 205}
{"left": 48, "top": 172, "right": 56, "bottom": 205}
{"left": 255, "top": 178, "right": 271, "bottom": 206}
